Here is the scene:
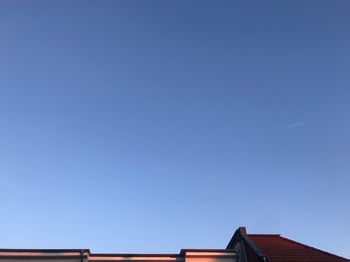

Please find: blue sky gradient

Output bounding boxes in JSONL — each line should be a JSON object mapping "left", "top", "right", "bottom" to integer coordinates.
{"left": 0, "top": 0, "right": 349, "bottom": 258}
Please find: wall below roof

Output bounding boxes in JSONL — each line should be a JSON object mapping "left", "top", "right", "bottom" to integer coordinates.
{"left": 0, "top": 250, "right": 239, "bottom": 262}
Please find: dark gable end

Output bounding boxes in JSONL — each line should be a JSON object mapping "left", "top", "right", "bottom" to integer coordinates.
{"left": 226, "top": 227, "right": 268, "bottom": 262}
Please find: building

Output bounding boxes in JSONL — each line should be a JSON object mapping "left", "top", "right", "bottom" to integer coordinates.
{"left": 227, "top": 227, "right": 349, "bottom": 262}
{"left": 0, "top": 227, "right": 348, "bottom": 262}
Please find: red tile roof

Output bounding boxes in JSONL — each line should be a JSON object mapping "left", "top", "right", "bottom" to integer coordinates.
{"left": 247, "top": 234, "right": 349, "bottom": 262}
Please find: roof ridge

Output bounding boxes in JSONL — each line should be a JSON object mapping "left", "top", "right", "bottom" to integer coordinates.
{"left": 277, "top": 235, "right": 349, "bottom": 261}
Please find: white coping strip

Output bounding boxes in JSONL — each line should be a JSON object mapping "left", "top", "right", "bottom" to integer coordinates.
{"left": 0, "top": 252, "right": 81, "bottom": 256}
{"left": 185, "top": 252, "right": 235, "bottom": 256}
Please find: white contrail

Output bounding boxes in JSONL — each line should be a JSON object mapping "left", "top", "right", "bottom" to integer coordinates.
{"left": 287, "top": 121, "right": 307, "bottom": 128}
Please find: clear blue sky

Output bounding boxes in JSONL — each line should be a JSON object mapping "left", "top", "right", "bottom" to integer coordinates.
{"left": 0, "top": 0, "right": 349, "bottom": 258}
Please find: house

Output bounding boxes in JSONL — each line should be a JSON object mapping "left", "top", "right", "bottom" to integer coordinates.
{"left": 0, "top": 227, "right": 348, "bottom": 262}
{"left": 227, "top": 227, "right": 349, "bottom": 262}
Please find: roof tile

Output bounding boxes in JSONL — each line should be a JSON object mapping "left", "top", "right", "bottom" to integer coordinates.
{"left": 247, "top": 234, "right": 348, "bottom": 262}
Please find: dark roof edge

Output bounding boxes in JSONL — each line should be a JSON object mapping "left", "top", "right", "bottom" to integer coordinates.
{"left": 180, "top": 249, "right": 236, "bottom": 256}
{"left": 226, "top": 227, "right": 269, "bottom": 262}
{"left": 226, "top": 227, "right": 247, "bottom": 249}
{"left": 241, "top": 235, "right": 267, "bottom": 259}
{"left": 0, "top": 249, "right": 90, "bottom": 253}
{"left": 181, "top": 249, "right": 236, "bottom": 253}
